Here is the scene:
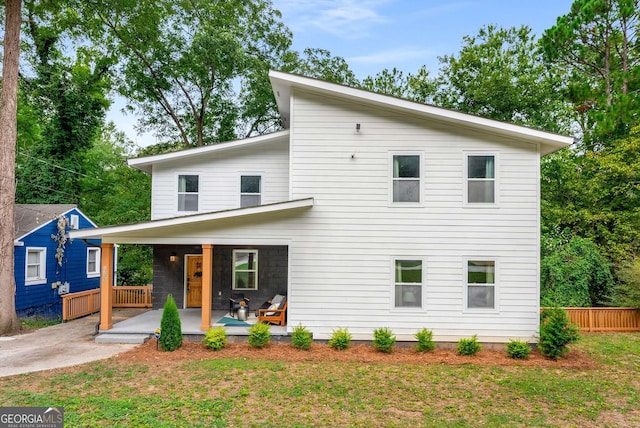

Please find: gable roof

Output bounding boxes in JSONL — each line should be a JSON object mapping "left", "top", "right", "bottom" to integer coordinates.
{"left": 14, "top": 204, "right": 97, "bottom": 242}
{"left": 268, "top": 70, "right": 574, "bottom": 156}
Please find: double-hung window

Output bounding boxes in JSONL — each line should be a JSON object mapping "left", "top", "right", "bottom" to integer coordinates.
{"left": 178, "top": 174, "right": 199, "bottom": 212}
{"left": 25, "top": 247, "right": 47, "bottom": 285}
{"left": 466, "top": 154, "right": 496, "bottom": 204}
{"left": 466, "top": 260, "right": 496, "bottom": 309}
{"left": 87, "top": 248, "right": 100, "bottom": 278}
{"left": 394, "top": 259, "right": 423, "bottom": 308}
{"left": 233, "top": 250, "right": 258, "bottom": 290}
{"left": 240, "top": 175, "right": 261, "bottom": 208}
{"left": 392, "top": 153, "right": 421, "bottom": 203}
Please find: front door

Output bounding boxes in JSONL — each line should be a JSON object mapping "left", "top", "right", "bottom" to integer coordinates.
{"left": 186, "top": 255, "right": 203, "bottom": 308}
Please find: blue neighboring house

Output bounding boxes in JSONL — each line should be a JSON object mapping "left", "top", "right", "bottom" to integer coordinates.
{"left": 14, "top": 204, "right": 101, "bottom": 319}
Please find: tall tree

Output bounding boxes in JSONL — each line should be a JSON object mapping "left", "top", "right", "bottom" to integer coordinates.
{"left": 0, "top": 0, "right": 23, "bottom": 334}
{"left": 80, "top": 0, "right": 292, "bottom": 148}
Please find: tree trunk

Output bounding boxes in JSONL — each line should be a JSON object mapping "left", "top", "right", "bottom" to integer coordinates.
{"left": 0, "top": 0, "right": 23, "bottom": 334}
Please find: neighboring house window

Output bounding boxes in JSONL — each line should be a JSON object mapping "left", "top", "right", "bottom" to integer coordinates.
{"left": 70, "top": 214, "right": 79, "bottom": 229}
{"left": 466, "top": 260, "right": 496, "bottom": 309}
{"left": 466, "top": 154, "right": 496, "bottom": 204}
{"left": 87, "top": 248, "right": 100, "bottom": 278}
{"left": 25, "top": 247, "right": 46, "bottom": 285}
{"left": 394, "top": 259, "right": 423, "bottom": 308}
{"left": 241, "top": 175, "right": 261, "bottom": 208}
{"left": 178, "top": 174, "right": 199, "bottom": 211}
{"left": 392, "top": 154, "right": 421, "bottom": 203}
{"left": 233, "top": 250, "right": 258, "bottom": 290}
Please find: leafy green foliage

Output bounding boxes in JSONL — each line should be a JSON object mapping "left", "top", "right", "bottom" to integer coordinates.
{"left": 159, "top": 295, "right": 182, "bottom": 352}
{"left": 414, "top": 328, "right": 436, "bottom": 352}
{"left": 372, "top": 327, "right": 396, "bottom": 353}
{"left": 328, "top": 328, "right": 352, "bottom": 351}
{"left": 506, "top": 340, "right": 532, "bottom": 359}
{"left": 291, "top": 324, "right": 313, "bottom": 350}
{"left": 202, "top": 327, "right": 227, "bottom": 351}
{"left": 610, "top": 258, "right": 640, "bottom": 308}
{"left": 248, "top": 323, "right": 271, "bottom": 348}
{"left": 541, "top": 235, "right": 615, "bottom": 307}
{"left": 457, "top": 335, "right": 482, "bottom": 356}
{"left": 539, "top": 308, "right": 580, "bottom": 360}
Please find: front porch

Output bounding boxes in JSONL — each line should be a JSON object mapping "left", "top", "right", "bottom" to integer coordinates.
{"left": 95, "top": 308, "right": 288, "bottom": 344}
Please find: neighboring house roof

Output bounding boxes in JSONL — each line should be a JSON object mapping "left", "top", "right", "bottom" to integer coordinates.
{"left": 14, "top": 204, "right": 78, "bottom": 241}
{"left": 68, "top": 198, "right": 314, "bottom": 243}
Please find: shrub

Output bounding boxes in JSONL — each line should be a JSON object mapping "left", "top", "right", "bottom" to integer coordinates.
{"left": 248, "top": 322, "right": 271, "bottom": 348}
{"left": 291, "top": 324, "right": 313, "bottom": 350}
{"left": 506, "top": 339, "right": 531, "bottom": 359}
{"left": 539, "top": 307, "right": 580, "bottom": 360}
{"left": 159, "top": 294, "right": 182, "bottom": 352}
{"left": 457, "top": 335, "right": 482, "bottom": 356}
{"left": 328, "top": 328, "right": 352, "bottom": 351}
{"left": 414, "top": 328, "right": 435, "bottom": 352}
{"left": 372, "top": 327, "right": 396, "bottom": 353}
{"left": 202, "top": 327, "right": 227, "bottom": 351}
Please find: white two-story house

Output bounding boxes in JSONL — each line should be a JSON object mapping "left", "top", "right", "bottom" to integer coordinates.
{"left": 71, "top": 71, "right": 572, "bottom": 342}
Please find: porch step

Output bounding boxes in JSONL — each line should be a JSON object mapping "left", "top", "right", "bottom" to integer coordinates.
{"left": 95, "top": 333, "right": 151, "bottom": 344}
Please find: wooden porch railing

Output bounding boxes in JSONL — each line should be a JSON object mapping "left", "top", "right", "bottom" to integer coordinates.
{"left": 551, "top": 307, "right": 640, "bottom": 332}
{"left": 61, "top": 286, "right": 153, "bottom": 321}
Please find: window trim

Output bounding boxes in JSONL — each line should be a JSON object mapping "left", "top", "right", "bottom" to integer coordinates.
{"left": 463, "top": 258, "right": 499, "bottom": 312}
{"left": 391, "top": 257, "right": 425, "bottom": 311}
{"left": 232, "top": 249, "right": 259, "bottom": 290}
{"left": 240, "top": 174, "right": 262, "bottom": 208}
{"left": 389, "top": 152, "right": 424, "bottom": 206}
{"left": 464, "top": 152, "right": 498, "bottom": 206}
{"left": 87, "top": 247, "right": 101, "bottom": 278}
{"left": 177, "top": 173, "right": 200, "bottom": 213}
{"left": 25, "top": 247, "right": 47, "bottom": 285}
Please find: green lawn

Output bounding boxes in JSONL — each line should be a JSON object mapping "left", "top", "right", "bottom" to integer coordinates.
{"left": 1, "top": 334, "right": 639, "bottom": 427}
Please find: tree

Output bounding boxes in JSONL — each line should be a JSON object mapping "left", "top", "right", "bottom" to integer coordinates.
{"left": 541, "top": 0, "right": 640, "bottom": 144}
{"left": 285, "top": 48, "right": 359, "bottom": 87}
{"left": 0, "top": 0, "right": 22, "bottom": 334}
{"left": 80, "top": 0, "right": 293, "bottom": 148}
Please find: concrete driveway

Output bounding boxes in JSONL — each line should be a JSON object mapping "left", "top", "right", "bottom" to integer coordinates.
{"left": 0, "top": 308, "right": 145, "bottom": 378}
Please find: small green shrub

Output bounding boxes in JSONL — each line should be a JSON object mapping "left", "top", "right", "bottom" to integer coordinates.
{"left": 539, "top": 307, "right": 580, "bottom": 360}
{"left": 414, "top": 328, "right": 435, "bottom": 352}
{"left": 372, "top": 327, "right": 396, "bottom": 353}
{"left": 202, "top": 327, "right": 227, "bottom": 351}
{"left": 291, "top": 324, "right": 313, "bottom": 350}
{"left": 248, "top": 322, "right": 271, "bottom": 348}
{"left": 506, "top": 339, "right": 531, "bottom": 359}
{"left": 328, "top": 328, "right": 352, "bottom": 351}
{"left": 159, "top": 294, "right": 182, "bottom": 352}
{"left": 457, "top": 335, "right": 482, "bottom": 356}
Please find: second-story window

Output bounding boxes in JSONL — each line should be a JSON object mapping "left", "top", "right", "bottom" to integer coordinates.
{"left": 241, "top": 175, "right": 261, "bottom": 208}
{"left": 178, "top": 174, "right": 199, "bottom": 212}
{"left": 466, "top": 154, "right": 496, "bottom": 204}
{"left": 392, "top": 154, "right": 421, "bottom": 203}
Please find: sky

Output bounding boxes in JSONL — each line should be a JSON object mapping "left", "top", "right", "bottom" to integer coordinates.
{"left": 108, "top": 0, "right": 575, "bottom": 148}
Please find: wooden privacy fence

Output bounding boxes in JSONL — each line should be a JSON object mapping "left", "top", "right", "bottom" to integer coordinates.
{"left": 556, "top": 307, "right": 640, "bottom": 332}
{"left": 61, "top": 286, "right": 153, "bottom": 321}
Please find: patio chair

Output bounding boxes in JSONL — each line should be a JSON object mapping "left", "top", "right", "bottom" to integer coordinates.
{"left": 257, "top": 294, "right": 287, "bottom": 326}
{"left": 229, "top": 293, "right": 250, "bottom": 318}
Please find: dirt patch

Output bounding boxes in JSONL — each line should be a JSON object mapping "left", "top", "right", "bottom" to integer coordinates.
{"left": 117, "top": 339, "right": 597, "bottom": 369}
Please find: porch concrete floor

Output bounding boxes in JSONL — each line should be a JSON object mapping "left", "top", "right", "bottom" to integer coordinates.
{"left": 98, "top": 308, "right": 287, "bottom": 339}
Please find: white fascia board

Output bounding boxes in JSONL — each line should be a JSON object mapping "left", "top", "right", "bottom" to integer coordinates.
{"left": 269, "top": 70, "right": 574, "bottom": 155}
{"left": 68, "top": 197, "right": 314, "bottom": 240}
{"left": 127, "top": 130, "right": 290, "bottom": 174}
{"left": 14, "top": 240, "right": 24, "bottom": 246}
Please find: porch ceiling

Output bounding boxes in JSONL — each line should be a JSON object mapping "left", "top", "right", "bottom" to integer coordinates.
{"left": 68, "top": 198, "right": 313, "bottom": 244}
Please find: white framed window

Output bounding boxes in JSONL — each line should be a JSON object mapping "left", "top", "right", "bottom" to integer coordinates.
{"left": 87, "top": 247, "right": 100, "bottom": 278}
{"left": 391, "top": 153, "right": 422, "bottom": 204}
{"left": 178, "top": 174, "right": 199, "bottom": 212}
{"left": 70, "top": 214, "right": 79, "bottom": 229}
{"left": 465, "top": 259, "right": 497, "bottom": 310}
{"left": 393, "top": 258, "right": 423, "bottom": 308}
{"left": 465, "top": 153, "right": 497, "bottom": 204}
{"left": 240, "top": 175, "right": 262, "bottom": 208}
{"left": 25, "top": 247, "right": 47, "bottom": 285}
{"left": 232, "top": 250, "right": 258, "bottom": 290}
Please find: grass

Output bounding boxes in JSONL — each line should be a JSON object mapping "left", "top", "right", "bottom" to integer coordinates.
{"left": 20, "top": 316, "right": 61, "bottom": 330}
{"left": 1, "top": 333, "right": 639, "bottom": 427}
